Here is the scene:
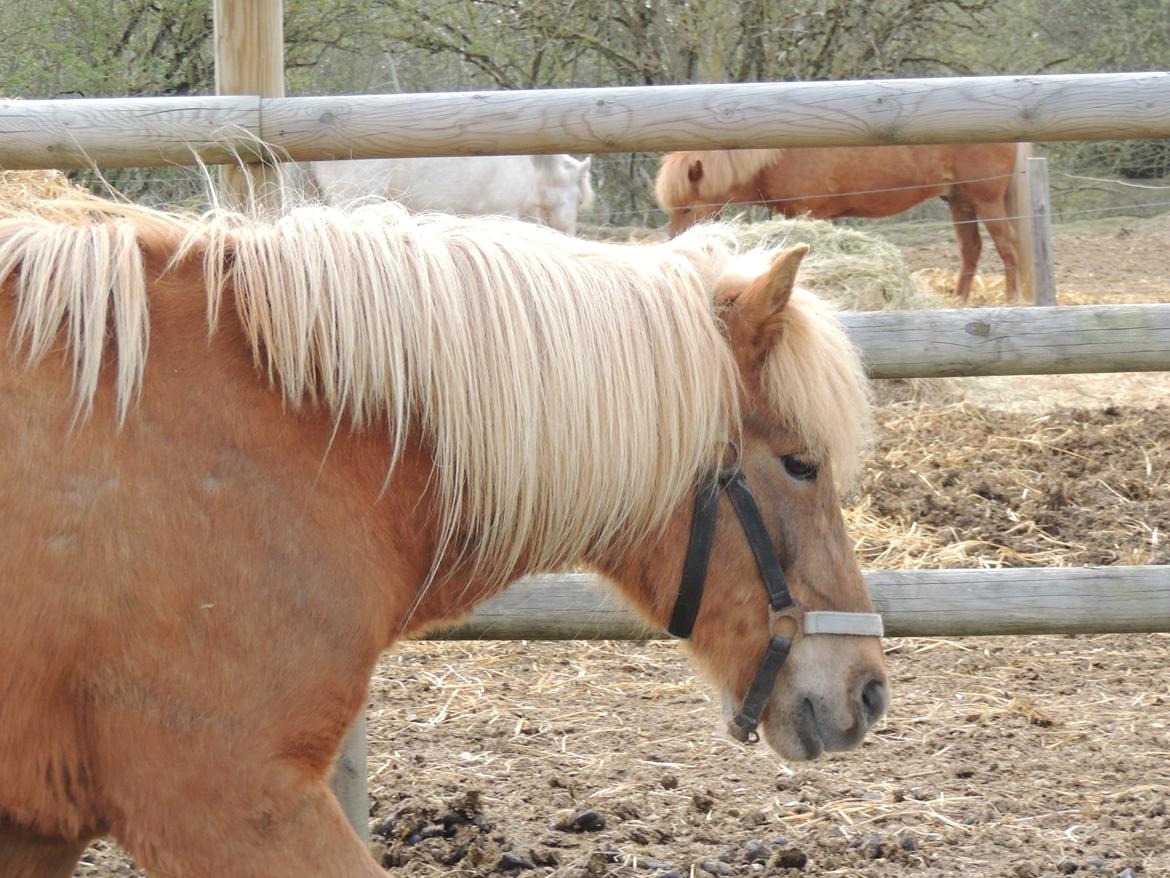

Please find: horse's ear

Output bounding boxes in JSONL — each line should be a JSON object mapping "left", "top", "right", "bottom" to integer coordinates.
{"left": 728, "top": 244, "right": 808, "bottom": 357}
{"left": 687, "top": 160, "right": 704, "bottom": 184}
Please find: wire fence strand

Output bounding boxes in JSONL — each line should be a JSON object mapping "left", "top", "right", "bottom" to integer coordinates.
{"left": 65, "top": 159, "right": 1170, "bottom": 232}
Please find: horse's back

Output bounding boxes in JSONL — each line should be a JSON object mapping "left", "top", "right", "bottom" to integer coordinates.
{"left": 456, "top": 156, "right": 543, "bottom": 218}
{"left": 754, "top": 143, "right": 1017, "bottom": 218}
{"left": 308, "top": 157, "right": 419, "bottom": 205}
{"left": 945, "top": 142, "right": 1019, "bottom": 172}
{"left": 310, "top": 155, "right": 541, "bottom": 218}
{"left": 308, "top": 155, "right": 598, "bottom": 232}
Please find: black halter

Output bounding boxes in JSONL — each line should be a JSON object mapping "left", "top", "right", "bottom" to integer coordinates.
{"left": 667, "top": 457, "right": 883, "bottom": 744}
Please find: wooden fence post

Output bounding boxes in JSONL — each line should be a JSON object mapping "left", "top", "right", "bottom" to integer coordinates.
{"left": 333, "top": 711, "right": 370, "bottom": 845}
{"left": 1026, "top": 155, "right": 1058, "bottom": 305}
{"left": 213, "top": 0, "right": 285, "bottom": 211}
{"left": 1011, "top": 143, "right": 1036, "bottom": 302}
{"left": 1010, "top": 145, "right": 1057, "bottom": 305}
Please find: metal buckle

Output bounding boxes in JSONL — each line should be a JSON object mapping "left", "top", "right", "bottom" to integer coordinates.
{"left": 726, "top": 720, "right": 761, "bottom": 745}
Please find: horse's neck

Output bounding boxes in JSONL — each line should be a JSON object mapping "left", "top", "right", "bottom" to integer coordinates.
{"left": 417, "top": 157, "right": 537, "bottom": 217}
{"left": 704, "top": 149, "right": 783, "bottom": 192}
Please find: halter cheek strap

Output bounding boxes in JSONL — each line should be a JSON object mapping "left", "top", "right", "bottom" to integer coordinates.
{"left": 668, "top": 463, "right": 884, "bottom": 744}
{"left": 724, "top": 470, "right": 793, "bottom": 614}
{"left": 667, "top": 469, "right": 735, "bottom": 639}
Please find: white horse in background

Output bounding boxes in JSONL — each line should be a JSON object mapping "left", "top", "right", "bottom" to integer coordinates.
{"left": 305, "top": 155, "right": 594, "bottom": 235}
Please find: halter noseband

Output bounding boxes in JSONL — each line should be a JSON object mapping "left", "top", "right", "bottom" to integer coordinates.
{"left": 667, "top": 454, "right": 884, "bottom": 744}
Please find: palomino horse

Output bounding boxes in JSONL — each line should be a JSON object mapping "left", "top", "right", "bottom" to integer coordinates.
{"left": 0, "top": 199, "right": 886, "bottom": 877}
{"left": 307, "top": 154, "right": 595, "bottom": 234}
{"left": 656, "top": 144, "right": 1021, "bottom": 303}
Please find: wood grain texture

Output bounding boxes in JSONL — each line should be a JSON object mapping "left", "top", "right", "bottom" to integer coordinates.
{"left": 841, "top": 303, "right": 1170, "bottom": 378}
{"left": 428, "top": 566, "right": 1170, "bottom": 640}
{"left": 1026, "top": 156, "right": 1057, "bottom": 306}
{"left": 0, "top": 96, "right": 261, "bottom": 169}
{"left": 272, "top": 73, "right": 1170, "bottom": 160}
{"left": 1010, "top": 143, "right": 1037, "bottom": 303}
{"left": 214, "top": 0, "right": 285, "bottom": 99}
{"left": 865, "top": 567, "right": 1170, "bottom": 636}
{"left": 330, "top": 713, "right": 370, "bottom": 844}
{"left": 214, "top": 0, "right": 285, "bottom": 210}
{"left": 3, "top": 72, "right": 1170, "bottom": 169}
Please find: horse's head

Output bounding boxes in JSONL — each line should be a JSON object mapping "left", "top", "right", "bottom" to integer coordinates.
{"left": 574, "top": 157, "right": 595, "bottom": 211}
{"left": 613, "top": 243, "right": 887, "bottom": 761}
{"left": 656, "top": 158, "right": 724, "bottom": 236}
{"left": 712, "top": 244, "right": 887, "bottom": 759}
{"left": 535, "top": 155, "right": 593, "bottom": 235}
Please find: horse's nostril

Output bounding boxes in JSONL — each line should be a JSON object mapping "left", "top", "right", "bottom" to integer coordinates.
{"left": 860, "top": 678, "right": 889, "bottom": 725}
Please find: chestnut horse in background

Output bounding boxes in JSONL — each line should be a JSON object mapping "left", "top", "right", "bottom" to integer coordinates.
{"left": 656, "top": 144, "right": 1022, "bottom": 303}
{"left": 0, "top": 199, "right": 885, "bottom": 878}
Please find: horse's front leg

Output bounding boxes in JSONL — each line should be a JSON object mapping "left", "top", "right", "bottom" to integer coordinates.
{"left": 973, "top": 202, "right": 1021, "bottom": 304}
{"left": 115, "top": 769, "right": 382, "bottom": 878}
{"left": 945, "top": 195, "right": 982, "bottom": 304}
{"left": 92, "top": 662, "right": 384, "bottom": 876}
{"left": 0, "top": 822, "right": 92, "bottom": 878}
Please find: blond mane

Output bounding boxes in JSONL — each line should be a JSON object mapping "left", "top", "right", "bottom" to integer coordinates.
{"left": 0, "top": 199, "right": 868, "bottom": 582}
{"left": 764, "top": 286, "right": 872, "bottom": 486}
{"left": 656, "top": 149, "right": 783, "bottom": 208}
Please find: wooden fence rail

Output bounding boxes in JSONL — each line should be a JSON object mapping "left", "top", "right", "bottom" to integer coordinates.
{"left": 3, "top": 72, "right": 1170, "bottom": 169}
{"left": 431, "top": 567, "right": 1170, "bottom": 641}
{"left": 843, "top": 303, "right": 1170, "bottom": 378}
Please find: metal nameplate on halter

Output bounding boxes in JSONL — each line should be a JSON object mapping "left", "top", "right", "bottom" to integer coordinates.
{"left": 803, "top": 611, "right": 885, "bottom": 637}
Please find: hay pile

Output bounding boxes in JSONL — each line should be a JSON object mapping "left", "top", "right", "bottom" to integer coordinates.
{"left": 722, "top": 217, "right": 945, "bottom": 312}
{"left": 0, "top": 168, "right": 92, "bottom": 210}
{"left": 848, "top": 401, "right": 1168, "bottom": 570}
{"left": 912, "top": 268, "right": 1169, "bottom": 307}
{"left": 587, "top": 217, "right": 944, "bottom": 312}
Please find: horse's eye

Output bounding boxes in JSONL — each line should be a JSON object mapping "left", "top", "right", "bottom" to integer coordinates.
{"left": 781, "top": 454, "right": 819, "bottom": 481}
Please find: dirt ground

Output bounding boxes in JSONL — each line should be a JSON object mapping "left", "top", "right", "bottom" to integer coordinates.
{"left": 76, "top": 217, "right": 1169, "bottom": 878}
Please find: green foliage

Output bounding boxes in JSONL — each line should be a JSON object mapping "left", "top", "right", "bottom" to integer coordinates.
{"left": 364, "top": 0, "right": 999, "bottom": 89}
{"left": 950, "top": 0, "right": 1170, "bottom": 180}
{"left": 0, "top": 0, "right": 397, "bottom": 200}
{"left": 0, "top": 0, "right": 399, "bottom": 98}
{"left": 0, "top": 0, "right": 211, "bottom": 97}
{"left": 1027, "top": 0, "right": 1170, "bottom": 179}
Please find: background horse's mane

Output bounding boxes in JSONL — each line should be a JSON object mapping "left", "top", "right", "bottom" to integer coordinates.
{"left": 0, "top": 199, "right": 867, "bottom": 582}
{"left": 656, "top": 149, "right": 783, "bottom": 207}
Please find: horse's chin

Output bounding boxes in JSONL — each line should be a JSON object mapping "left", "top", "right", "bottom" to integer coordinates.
{"left": 725, "top": 687, "right": 878, "bottom": 761}
{"left": 721, "top": 691, "right": 824, "bottom": 761}
{"left": 760, "top": 699, "right": 825, "bottom": 762}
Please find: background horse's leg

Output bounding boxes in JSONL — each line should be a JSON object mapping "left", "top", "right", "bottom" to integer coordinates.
{"left": 971, "top": 198, "right": 1021, "bottom": 304}
{"left": 945, "top": 195, "right": 982, "bottom": 304}
{"left": 0, "top": 824, "right": 90, "bottom": 878}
